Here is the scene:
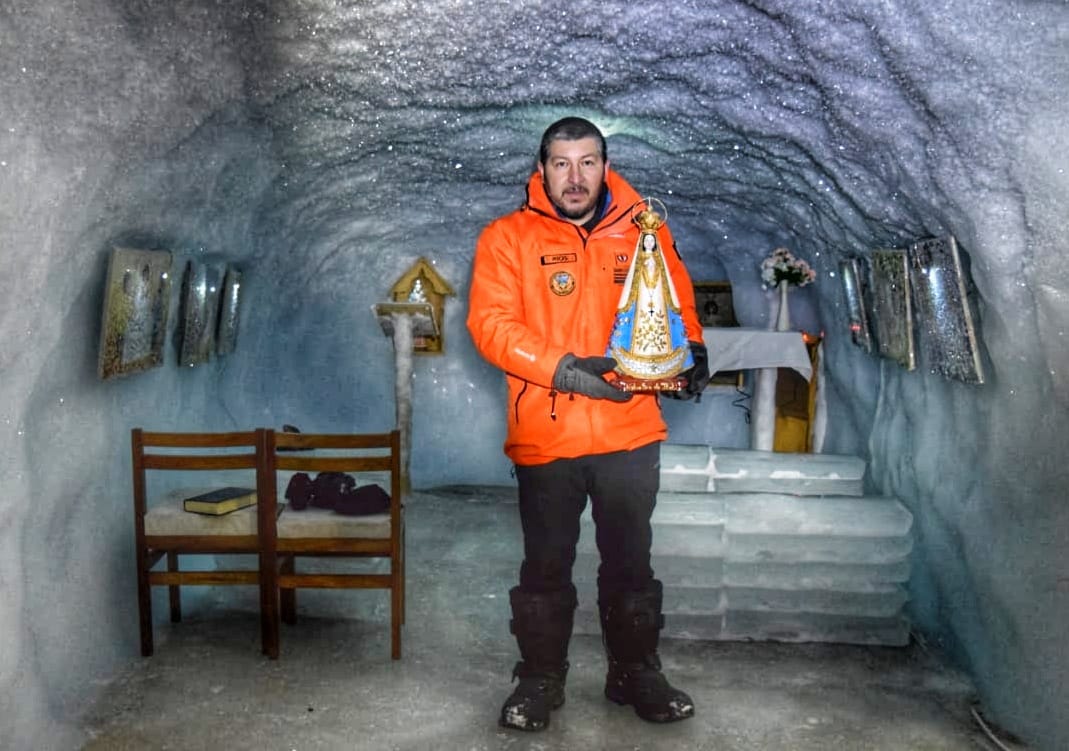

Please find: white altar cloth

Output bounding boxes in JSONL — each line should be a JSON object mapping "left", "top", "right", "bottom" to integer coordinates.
{"left": 703, "top": 327, "right": 812, "bottom": 381}
{"left": 701, "top": 327, "right": 815, "bottom": 451}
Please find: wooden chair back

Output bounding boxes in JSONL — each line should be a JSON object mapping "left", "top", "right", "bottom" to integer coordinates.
{"left": 259, "top": 429, "right": 404, "bottom": 659}
{"left": 131, "top": 428, "right": 271, "bottom": 656}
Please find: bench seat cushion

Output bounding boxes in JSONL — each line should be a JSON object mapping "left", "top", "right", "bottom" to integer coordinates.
{"left": 142, "top": 482, "right": 394, "bottom": 539}
{"left": 277, "top": 507, "right": 391, "bottom": 539}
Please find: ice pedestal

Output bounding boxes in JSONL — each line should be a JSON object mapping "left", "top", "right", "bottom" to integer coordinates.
{"left": 751, "top": 367, "right": 780, "bottom": 451}
{"left": 374, "top": 302, "right": 436, "bottom": 491}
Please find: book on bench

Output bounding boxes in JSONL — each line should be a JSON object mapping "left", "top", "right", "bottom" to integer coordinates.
{"left": 183, "top": 487, "right": 257, "bottom": 515}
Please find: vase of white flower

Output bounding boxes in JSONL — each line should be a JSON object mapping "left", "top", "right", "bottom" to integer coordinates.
{"left": 760, "top": 247, "right": 816, "bottom": 331}
{"left": 775, "top": 280, "right": 791, "bottom": 331}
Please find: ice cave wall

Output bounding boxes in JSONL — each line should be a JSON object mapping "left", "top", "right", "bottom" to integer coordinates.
{"left": 0, "top": 1, "right": 1066, "bottom": 748}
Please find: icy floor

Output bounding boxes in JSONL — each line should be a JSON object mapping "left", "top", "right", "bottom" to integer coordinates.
{"left": 79, "top": 488, "right": 997, "bottom": 750}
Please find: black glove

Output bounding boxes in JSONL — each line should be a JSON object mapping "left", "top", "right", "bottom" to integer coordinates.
{"left": 667, "top": 342, "right": 710, "bottom": 401}
{"left": 552, "top": 353, "right": 633, "bottom": 402}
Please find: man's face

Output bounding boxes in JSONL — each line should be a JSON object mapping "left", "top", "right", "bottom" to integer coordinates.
{"left": 538, "top": 137, "right": 608, "bottom": 225}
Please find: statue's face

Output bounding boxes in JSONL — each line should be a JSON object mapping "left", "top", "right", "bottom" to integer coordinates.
{"left": 538, "top": 137, "right": 608, "bottom": 225}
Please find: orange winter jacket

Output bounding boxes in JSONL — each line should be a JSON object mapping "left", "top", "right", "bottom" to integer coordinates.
{"left": 467, "top": 167, "right": 704, "bottom": 466}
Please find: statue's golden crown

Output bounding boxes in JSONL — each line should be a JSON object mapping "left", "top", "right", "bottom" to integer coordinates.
{"left": 632, "top": 197, "right": 667, "bottom": 231}
{"left": 634, "top": 207, "right": 664, "bottom": 231}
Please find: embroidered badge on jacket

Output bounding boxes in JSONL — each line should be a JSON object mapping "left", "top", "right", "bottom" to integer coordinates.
{"left": 549, "top": 270, "right": 576, "bottom": 296}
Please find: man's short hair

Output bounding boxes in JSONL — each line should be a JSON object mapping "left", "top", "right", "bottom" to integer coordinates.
{"left": 539, "top": 117, "right": 607, "bottom": 165}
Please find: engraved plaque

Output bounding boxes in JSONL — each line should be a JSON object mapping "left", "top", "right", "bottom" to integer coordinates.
{"left": 839, "top": 257, "right": 873, "bottom": 354}
{"left": 908, "top": 235, "right": 984, "bottom": 384}
{"left": 177, "top": 260, "right": 222, "bottom": 367}
{"left": 215, "top": 265, "right": 243, "bottom": 356}
{"left": 867, "top": 249, "right": 915, "bottom": 370}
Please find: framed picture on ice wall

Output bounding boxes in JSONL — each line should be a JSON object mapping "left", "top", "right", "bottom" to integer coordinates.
{"left": 97, "top": 246, "right": 173, "bottom": 380}
{"left": 693, "top": 281, "right": 739, "bottom": 328}
{"left": 693, "top": 281, "right": 743, "bottom": 388}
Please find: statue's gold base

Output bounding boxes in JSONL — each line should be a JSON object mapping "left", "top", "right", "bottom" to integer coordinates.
{"left": 612, "top": 374, "right": 688, "bottom": 393}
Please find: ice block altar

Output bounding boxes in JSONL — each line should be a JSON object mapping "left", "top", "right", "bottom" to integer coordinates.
{"left": 606, "top": 198, "right": 694, "bottom": 392}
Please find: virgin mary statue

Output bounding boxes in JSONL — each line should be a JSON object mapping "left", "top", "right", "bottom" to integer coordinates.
{"left": 606, "top": 202, "right": 694, "bottom": 391}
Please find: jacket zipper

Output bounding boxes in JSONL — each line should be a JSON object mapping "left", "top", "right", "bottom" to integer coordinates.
{"left": 519, "top": 195, "right": 638, "bottom": 429}
{"left": 513, "top": 381, "right": 528, "bottom": 424}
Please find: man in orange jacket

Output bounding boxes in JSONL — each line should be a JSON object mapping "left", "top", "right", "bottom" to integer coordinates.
{"left": 467, "top": 117, "right": 709, "bottom": 732}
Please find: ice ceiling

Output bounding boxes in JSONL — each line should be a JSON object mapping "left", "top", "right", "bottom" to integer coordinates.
{"left": 2, "top": 0, "right": 1067, "bottom": 749}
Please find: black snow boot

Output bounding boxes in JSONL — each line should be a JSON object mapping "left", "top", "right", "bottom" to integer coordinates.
{"left": 499, "top": 585, "right": 577, "bottom": 732}
{"left": 600, "top": 579, "right": 695, "bottom": 723}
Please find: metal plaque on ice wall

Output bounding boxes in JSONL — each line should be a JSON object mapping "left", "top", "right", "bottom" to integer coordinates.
{"left": 215, "top": 265, "right": 243, "bottom": 356}
{"left": 839, "top": 257, "right": 873, "bottom": 354}
{"left": 177, "top": 259, "right": 223, "bottom": 367}
{"left": 908, "top": 235, "right": 984, "bottom": 384}
{"left": 867, "top": 249, "right": 916, "bottom": 371}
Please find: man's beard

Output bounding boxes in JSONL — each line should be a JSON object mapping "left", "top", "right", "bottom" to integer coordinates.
{"left": 550, "top": 183, "right": 604, "bottom": 220}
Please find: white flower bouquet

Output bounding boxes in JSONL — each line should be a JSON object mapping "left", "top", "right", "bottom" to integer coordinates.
{"left": 760, "top": 247, "right": 816, "bottom": 288}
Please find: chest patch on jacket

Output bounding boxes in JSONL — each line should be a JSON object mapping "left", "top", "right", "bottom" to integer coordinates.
{"left": 549, "top": 270, "right": 576, "bottom": 296}
{"left": 613, "top": 253, "right": 630, "bottom": 284}
{"left": 541, "top": 253, "right": 577, "bottom": 265}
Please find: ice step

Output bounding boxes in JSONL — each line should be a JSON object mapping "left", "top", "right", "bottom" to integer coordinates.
{"left": 574, "top": 581, "right": 908, "bottom": 618}
{"left": 725, "top": 559, "right": 911, "bottom": 588}
{"left": 578, "top": 494, "right": 913, "bottom": 564}
{"left": 660, "top": 445, "right": 866, "bottom": 496}
{"left": 592, "top": 491, "right": 912, "bottom": 525}
{"left": 725, "top": 584, "right": 908, "bottom": 617}
{"left": 729, "top": 534, "right": 911, "bottom": 565}
{"left": 574, "top": 552, "right": 911, "bottom": 591}
{"left": 571, "top": 483, "right": 913, "bottom": 645}
{"left": 721, "top": 494, "right": 911, "bottom": 537}
{"left": 721, "top": 611, "right": 911, "bottom": 646}
{"left": 650, "top": 493, "right": 911, "bottom": 535}
{"left": 574, "top": 608, "right": 911, "bottom": 646}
